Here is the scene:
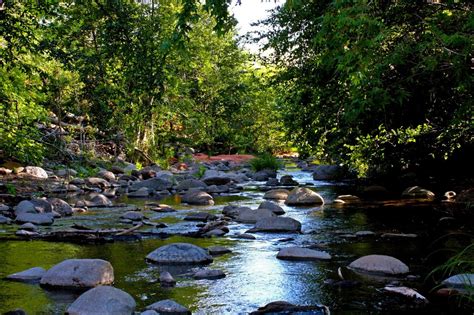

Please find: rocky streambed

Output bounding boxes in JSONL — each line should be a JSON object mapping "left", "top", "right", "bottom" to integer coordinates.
{"left": 0, "top": 160, "right": 473, "bottom": 314}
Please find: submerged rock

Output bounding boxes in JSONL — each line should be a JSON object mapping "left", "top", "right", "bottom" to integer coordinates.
{"left": 159, "top": 271, "right": 176, "bottom": 287}
{"left": 176, "top": 179, "right": 207, "bottom": 191}
{"left": 181, "top": 191, "right": 214, "bottom": 205}
{"left": 6, "top": 267, "right": 46, "bottom": 282}
{"left": 146, "top": 243, "right": 213, "bottom": 265}
{"left": 40, "top": 259, "right": 114, "bottom": 288}
{"left": 0, "top": 215, "right": 12, "bottom": 224}
{"left": 184, "top": 212, "right": 217, "bottom": 222}
{"left": 402, "top": 186, "right": 435, "bottom": 200}
{"left": 250, "top": 217, "right": 302, "bottom": 233}
{"left": 285, "top": 187, "right": 324, "bottom": 205}
{"left": 130, "top": 177, "right": 172, "bottom": 192}
{"left": 66, "top": 286, "right": 136, "bottom": 315}
{"left": 120, "top": 211, "right": 145, "bottom": 221}
{"left": 333, "top": 195, "right": 361, "bottom": 204}
{"left": 146, "top": 299, "right": 190, "bottom": 315}
{"left": 348, "top": 255, "right": 409, "bottom": 275}
{"left": 208, "top": 246, "right": 232, "bottom": 255}
{"left": 250, "top": 301, "right": 328, "bottom": 315}
{"left": 277, "top": 247, "right": 331, "bottom": 261}
{"left": 127, "top": 187, "right": 151, "bottom": 198}
{"left": 193, "top": 269, "right": 226, "bottom": 280}
{"left": 15, "top": 213, "right": 54, "bottom": 225}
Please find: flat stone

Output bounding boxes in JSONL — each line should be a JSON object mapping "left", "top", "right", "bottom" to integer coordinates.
{"left": 233, "top": 233, "right": 256, "bottom": 240}
{"left": 250, "top": 301, "right": 328, "bottom": 315}
{"left": 236, "top": 208, "right": 275, "bottom": 224}
{"left": 285, "top": 187, "right": 324, "bottom": 205}
{"left": 130, "top": 177, "right": 172, "bottom": 191}
{"left": 263, "top": 189, "right": 290, "bottom": 200}
{"left": 146, "top": 243, "right": 213, "bottom": 265}
{"left": 381, "top": 233, "right": 417, "bottom": 239}
{"left": 277, "top": 247, "right": 331, "bottom": 261}
{"left": 203, "top": 229, "right": 226, "bottom": 237}
{"left": 193, "top": 269, "right": 226, "bottom": 280}
{"left": 442, "top": 273, "right": 474, "bottom": 289}
{"left": 6, "top": 267, "right": 46, "bottom": 282}
{"left": 355, "top": 231, "right": 376, "bottom": 237}
{"left": 146, "top": 299, "right": 190, "bottom": 315}
{"left": 348, "top": 255, "right": 409, "bottom": 275}
{"left": 15, "top": 213, "right": 54, "bottom": 225}
{"left": 334, "top": 195, "right": 361, "bottom": 204}
{"left": 40, "top": 259, "right": 114, "bottom": 288}
{"left": 120, "top": 211, "right": 144, "bottom": 221}
{"left": 66, "top": 286, "right": 135, "bottom": 315}
{"left": 184, "top": 212, "right": 217, "bottom": 222}
{"left": 258, "top": 201, "right": 285, "bottom": 215}
{"left": 15, "top": 229, "right": 39, "bottom": 237}
{"left": 19, "top": 222, "right": 37, "bottom": 231}
{"left": 202, "top": 176, "right": 231, "bottom": 186}
{"left": 127, "top": 187, "right": 151, "bottom": 198}
{"left": 250, "top": 217, "right": 302, "bottom": 233}
{"left": 208, "top": 246, "right": 232, "bottom": 255}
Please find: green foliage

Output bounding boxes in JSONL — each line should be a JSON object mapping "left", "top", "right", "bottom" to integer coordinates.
{"left": 196, "top": 165, "right": 207, "bottom": 179}
{"left": 249, "top": 154, "right": 282, "bottom": 172}
{"left": 261, "top": 0, "right": 473, "bottom": 177}
{"left": 5, "top": 183, "right": 16, "bottom": 196}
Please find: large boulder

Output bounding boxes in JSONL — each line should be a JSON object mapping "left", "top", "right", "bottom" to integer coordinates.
{"left": 146, "top": 243, "right": 213, "bottom": 265}
{"left": 258, "top": 201, "right": 285, "bottom": 215}
{"left": 285, "top": 187, "right": 324, "bottom": 205}
{"left": 263, "top": 189, "right": 290, "bottom": 200}
{"left": 40, "top": 259, "right": 114, "bottom": 288}
{"left": 15, "top": 213, "right": 54, "bottom": 225}
{"left": 130, "top": 177, "right": 172, "bottom": 192}
{"left": 235, "top": 208, "right": 275, "bottom": 224}
{"left": 402, "top": 186, "right": 435, "bottom": 200}
{"left": 14, "top": 199, "right": 52, "bottom": 216}
{"left": 145, "top": 299, "right": 190, "bottom": 315}
{"left": 98, "top": 170, "right": 116, "bottom": 181}
{"left": 66, "top": 286, "right": 136, "bottom": 315}
{"left": 250, "top": 217, "right": 302, "bottom": 233}
{"left": 348, "top": 255, "right": 409, "bottom": 275}
{"left": 312, "top": 165, "right": 344, "bottom": 180}
{"left": 181, "top": 191, "right": 214, "bottom": 205}
{"left": 24, "top": 166, "right": 48, "bottom": 179}
{"left": 277, "top": 247, "right": 331, "bottom": 261}
{"left": 48, "top": 198, "right": 73, "bottom": 216}
{"left": 176, "top": 179, "right": 207, "bottom": 191}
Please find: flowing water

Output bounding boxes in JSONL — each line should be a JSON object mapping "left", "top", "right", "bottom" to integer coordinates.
{"left": 0, "top": 167, "right": 471, "bottom": 314}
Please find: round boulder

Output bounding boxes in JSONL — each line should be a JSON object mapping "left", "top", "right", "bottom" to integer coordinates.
{"left": 285, "top": 187, "right": 324, "bottom": 205}
{"left": 258, "top": 201, "right": 285, "bottom": 215}
{"left": 146, "top": 243, "right": 213, "bottom": 265}
{"left": 348, "top": 254, "right": 409, "bottom": 275}
{"left": 181, "top": 191, "right": 214, "bottom": 205}
{"left": 40, "top": 259, "right": 114, "bottom": 288}
{"left": 66, "top": 286, "right": 135, "bottom": 315}
{"left": 263, "top": 189, "right": 290, "bottom": 200}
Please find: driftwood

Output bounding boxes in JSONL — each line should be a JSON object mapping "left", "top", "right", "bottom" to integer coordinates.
{"left": 116, "top": 223, "right": 143, "bottom": 236}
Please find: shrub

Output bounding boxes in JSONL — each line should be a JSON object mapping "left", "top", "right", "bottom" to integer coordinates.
{"left": 249, "top": 154, "right": 282, "bottom": 172}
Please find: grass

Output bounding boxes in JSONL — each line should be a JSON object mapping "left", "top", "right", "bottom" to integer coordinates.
{"left": 249, "top": 153, "right": 282, "bottom": 172}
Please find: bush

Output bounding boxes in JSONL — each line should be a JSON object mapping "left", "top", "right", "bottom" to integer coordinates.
{"left": 249, "top": 154, "right": 282, "bottom": 172}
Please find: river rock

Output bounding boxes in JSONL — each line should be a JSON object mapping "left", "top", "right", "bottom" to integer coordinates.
{"left": 280, "top": 175, "right": 298, "bottom": 186}
{"left": 184, "top": 212, "right": 217, "bottom": 222}
{"left": 277, "top": 247, "right": 331, "bottom": 261}
{"left": 258, "top": 201, "right": 285, "bottom": 215}
{"left": 250, "top": 301, "right": 328, "bottom": 315}
{"left": 15, "top": 199, "right": 52, "bottom": 216}
{"left": 159, "top": 271, "right": 176, "bottom": 287}
{"left": 312, "top": 165, "right": 343, "bottom": 180}
{"left": 24, "top": 166, "right": 48, "bottom": 179}
{"left": 355, "top": 231, "right": 376, "bottom": 237}
{"left": 285, "top": 187, "right": 324, "bottom": 205}
{"left": 48, "top": 198, "right": 73, "bottom": 216}
{"left": 146, "top": 243, "right": 213, "bottom": 265}
{"left": 130, "top": 177, "right": 172, "bottom": 192}
{"left": 402, "top": 186, "right": 435, "bottom": 199}
{"left": 0, "top": 215, "right": 11, "bottom": 224}
{"left": 15, "top": 229, "right": 39, "bottom": 236}
{"left": 222, "top": 205, "right": 247, "bottom": 218}
{"left": 334, "top": 195, "right": 361, "bottom": 204}
{"left": 40, "top": 259, "right": 114, "bottom": 288}
{"left": 193, "top": 269, "right": 226, "bottom": 280}
{"left": 208, "top": 246, "right": 232, "bottom": 255}
{"left": 250, "top": 217, "right": 302, "bottom": 233}
{"left": 128, "top": 187, "right": 151, "bottom": 198}
{"left": 15, "top": 213, "right": 54, "bottom": 225}
{"left": 456, "top": 188, "right": 474, "bottom": 203}
{"left": 56, "top": 168, "right": 77, "bottom": 177}
{"left": 362, "top": 185, "right": 390, "bottom": 200}
{"left": 233, "top": 233, "right": 256, "bottom": 240}
{"left": 203, "top": 228, "right": 227, "bottom": 237}
{"left": 236, "top": 208, "right": 275, "bottom": 224}
{"left": 6, "top": 267, "right": 46, "bottom": 282}
{"left": 85, "top": 194, "right": 113, "bottom": 207}
{"left": 253, "top": 169, "right": 277, "bottom": 181}
{"left": 383, "top": 286, "right": 428, "bottom": 303}
{"left": 98, "top": 170, "right": 116, "bottom": 181}
{"left": 265, "top": 178, "right": 280, "bottom": 186}
{"left": 263, "top": 189, "right": 290, "bottom": 200}
{"left": 19, "top": 222, "right": 37, "bottom": 231}
{"left": 176, "top": 179, "right": 207, "bottom": 191}
{"left": 85, "top": 177, "right": 111, "bottom": 188}
{"left": 121, "top": 211, "right": 144, "bottom": 221}
{"left": 66, "top": 286, "right": 135, "bottom": 315}
{"left": 146, "top": 299, "right": 190, "bottom": 315}
{"left": 348, "top": 255, "right": 409, "bottom": 275}
{"left": 441, "top": 273, "right": 474, "bottom": 289}
{"left": 202, "top": 176, "right": 232, "bottom": 186}
{"left": 181, "top": 191, "right": 214, "bottom": 205}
